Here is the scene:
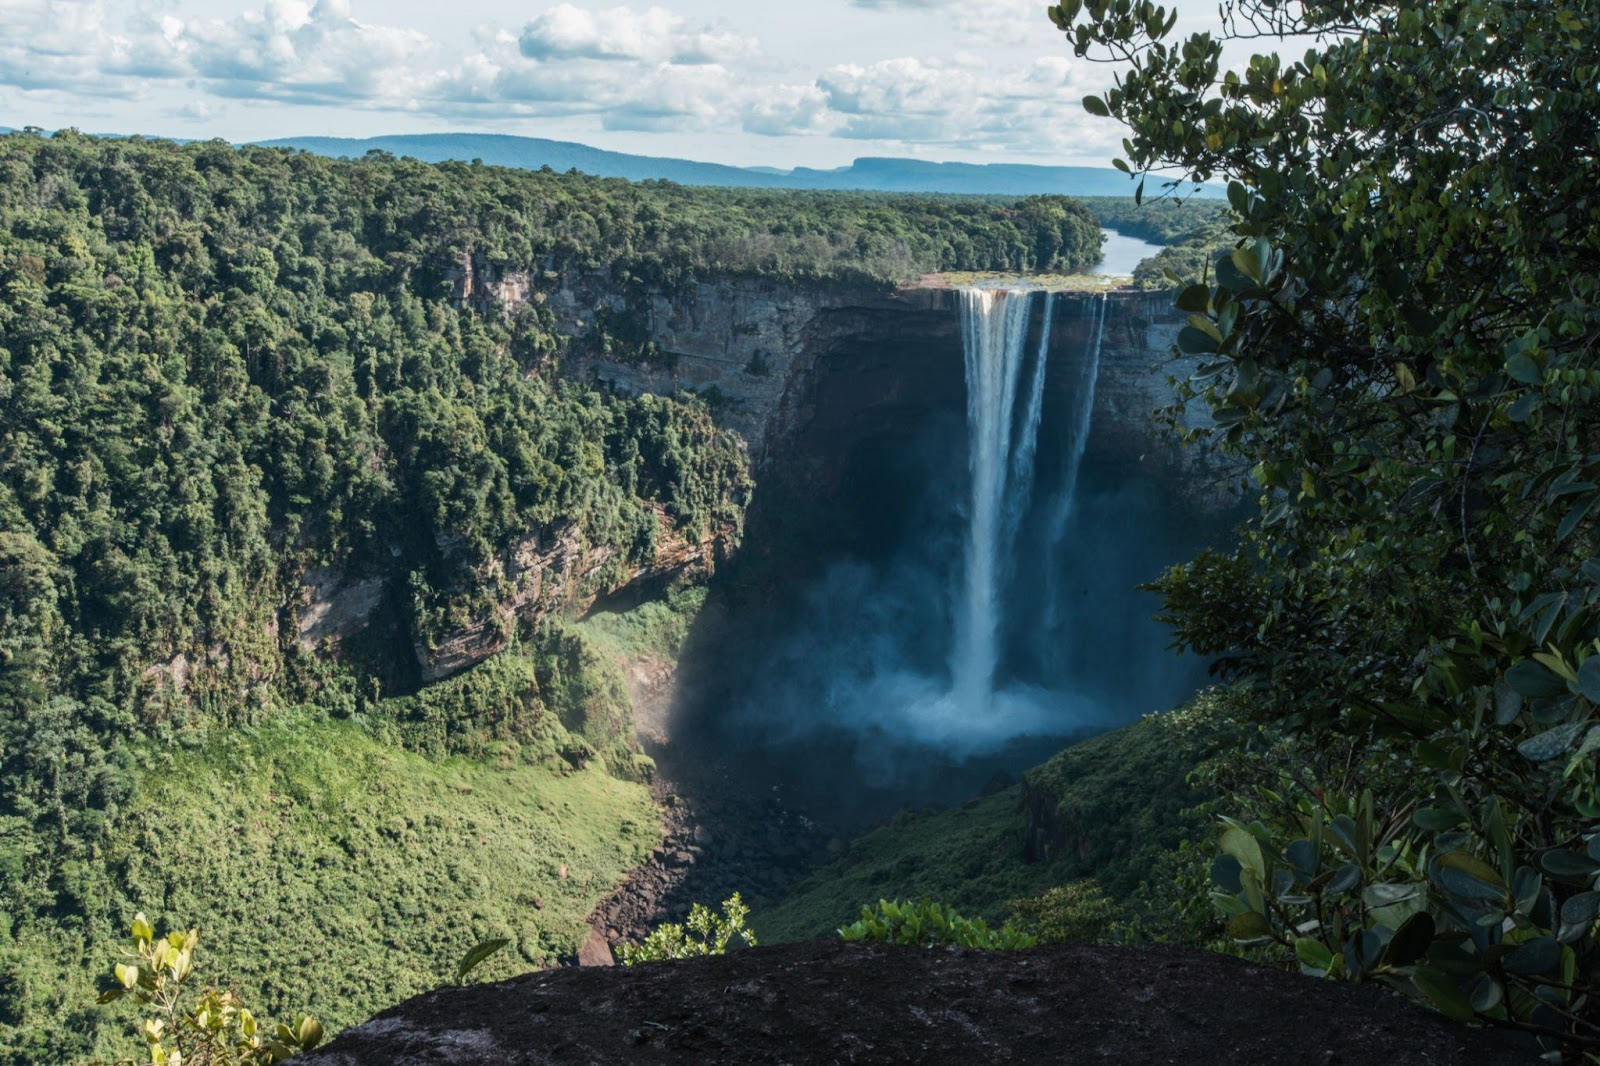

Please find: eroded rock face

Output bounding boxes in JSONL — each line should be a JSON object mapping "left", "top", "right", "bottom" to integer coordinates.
{"left": 532, "top": 275, "right": 1229, "bottom": 511}
{"left": 287, "top": 268, "right": 1231, "bottom": 686}
{"left": 547, "top": 272, "right": 953, "bottom": 465}
{"left": 296, "top": 568, "right": 387, "bottom": 652}
{"left": 302, "top": 940, "right": 1533, "bottom": 1066}
{"left": 411, "top": 510, "right": 724, "bottom": 682}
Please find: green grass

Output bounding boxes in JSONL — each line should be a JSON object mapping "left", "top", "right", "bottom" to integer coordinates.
{"left": 756, "top": 786, "right": 1058, "bottom": 943}
{"left": 755, "top": 709, "right": 1217, "bottom": 944}
{"left": 577, "top": 585, "right": 707, "bottom": 663}
{"left": 4, "top": 715, "right": 657, "bottom": 1063}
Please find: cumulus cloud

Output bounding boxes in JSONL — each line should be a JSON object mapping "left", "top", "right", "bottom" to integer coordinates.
{"left": 518, "top": 5, "right": 757, "bottom": 65}
{"left": 807, "top": 54, "right": 1113, "bottom": 154}
{"left": 181, "top": 0, "right": 434, "bottom": 105}
{"left": 0, "top": 0, "right": 1121, "bottom": 160}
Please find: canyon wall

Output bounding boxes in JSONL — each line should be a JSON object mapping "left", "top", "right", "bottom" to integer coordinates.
{"left": 526, "top": 270, "right": 1232, "bottom": 510}
{"left": 286, "top": 266, "right": 1233, "bottom": 686}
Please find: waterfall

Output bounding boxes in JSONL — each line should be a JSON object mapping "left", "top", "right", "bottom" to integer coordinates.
{"left": 951, "top": 288, "right": 1052, "bottom": 711}
{"left": 1044, "top": 292, "right": 1108, "bottom": 628}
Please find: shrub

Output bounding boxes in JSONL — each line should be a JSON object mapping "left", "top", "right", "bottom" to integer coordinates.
{"left": 1006, "top": 882, "right": 1124, "bottom": 946}
{"left": 95, "top": 914, "right": 323, "bottom": 1065}
{"left": 617, "top": 894, "right": 758, "bottom": 965}
{"left": 839, "top": 900, "right": 1036, "bottom": 950}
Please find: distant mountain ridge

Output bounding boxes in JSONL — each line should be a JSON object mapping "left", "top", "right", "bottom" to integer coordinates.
{"left": 255, "top": 133, "right": 1223, "bottom": 198}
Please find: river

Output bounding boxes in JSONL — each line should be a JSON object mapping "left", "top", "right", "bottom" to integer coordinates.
{"left": 1090, "top": 228, "right": 1166, "bottom": 276}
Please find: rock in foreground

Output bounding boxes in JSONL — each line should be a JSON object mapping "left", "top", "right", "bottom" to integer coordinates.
{"left": 304, "top": 940, "right": 1531, "bottom": 1065}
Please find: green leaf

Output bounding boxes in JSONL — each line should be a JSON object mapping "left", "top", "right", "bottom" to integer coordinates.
{"left": 1326, "top": 861, "right": 1361, "bottom": 895}
{"left": 1177, "top": 325, "right": 1220, "bottom": 355}
{"left": 1567, "top": 726, "right": 1600, "bottom": 777}
{"left": 1230, "top": 246, "right": 1262, "bottom": 283}
{"left": 1469, "top": 976, "right": 1504, "bottom": 1014}
{"left": 456, "top": 938, "right": 511, "bottom": 982}
{"left": 1493, "top": 679, "right": 1523, "bottom": 726}
{"left": 1538, "top": 849, "right": 1600, "bottom": 882}
{"left": 1175, "top": 284, "right": 1211, "bottom": 313}
{"left": 1503, "top": 936, "right": 1561, "bottom": 976}
{"left": 1295, "top": 936, "right": 1334, "bottom": 973}
{"left": 1382, "top": 912, "right": 1435, "bottom": 967}
{"left": 1412, "top": 807, "right": 1461, "bottom": 832}
{"left": 1557, "top": 891, "right": 1600, "bottom": 943}
{"left": 1434, "top": 851, "right": 1506, "bottom": 901}
{"left": 1227, "top": 910, "right": 1274, "bottom": 942}
{"left": 1210, "top": 854, "right": 1243, "bottom": 893}
{"left": 1518, "top": 722, "right": 1584, "bottom": 763}
{"left": 1220, "top": 825, "right": 1266, "bottom": 880}
{"left": 1227, "top": 181, "right": 1250, "bottom": 216}
{"left": 1412, "top": 966, "right": 1475, "bottom": 1022}
{"left": 1083, "top": 95, "right": 1110, "bottom": 117}
{"left": 1577, "top": 657, "right": 1600, "bottom": 703}
{"left": 1506, "top": 352, "right": 1543, "bottom": 385}
{"left": 1505, "top": 659, "right": 1567, "bottom": 698}
{"left": 297, "top": 1017, "right": 326, "bottom": 1050}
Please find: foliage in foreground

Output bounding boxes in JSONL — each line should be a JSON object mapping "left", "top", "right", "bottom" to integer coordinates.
{"left": 96, "top": 915, "right": 322, "bottom": 1066}
{"left": 1055, "top": 0, "right": 1600, "bottom": 1050}
{"left": 617, "top": 894, "right": 758, "bottom": 965}
{"left": 839, "top": 900, "right": 1036, "bottom": 950}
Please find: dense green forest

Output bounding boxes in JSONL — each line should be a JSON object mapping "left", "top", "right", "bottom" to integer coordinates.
{"left": 0, "top": 130, "right": 1114, "bottom": 1061}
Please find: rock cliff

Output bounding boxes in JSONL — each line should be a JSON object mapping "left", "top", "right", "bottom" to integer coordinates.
{"left": 288, "top": 266, "right": 1230, "bottom": 686}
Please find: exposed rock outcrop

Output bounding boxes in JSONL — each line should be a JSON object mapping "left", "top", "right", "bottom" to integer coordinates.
{"left": 285, "top": 265, "right": 1233, "bottom": 686}
{"left": 303, "top": 940, "right": 1533, "bottom": 1065}
{"left": 296, "top": 567, "right": 386, "bottom": 652}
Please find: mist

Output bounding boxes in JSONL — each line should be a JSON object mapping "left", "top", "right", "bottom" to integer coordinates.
{"left": 674, "top": 290, "right": 1221, "bottom": 823}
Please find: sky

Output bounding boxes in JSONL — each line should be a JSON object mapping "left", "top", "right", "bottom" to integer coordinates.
{"left": 0, "top": 0, "right": 1223, "bottom": 170}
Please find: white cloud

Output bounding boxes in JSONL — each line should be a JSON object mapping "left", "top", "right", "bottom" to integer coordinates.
{"left": 181, "top": 1, "right": 434, "bottom": 105}
{"left": 810, "top": 54, "right": 1113, "bottom": 153}
{"left": 0, "top": 1, "right": 1127, "bottom": 161}
{"left": 518, "top": 5, "right": 757, "bottom": 65}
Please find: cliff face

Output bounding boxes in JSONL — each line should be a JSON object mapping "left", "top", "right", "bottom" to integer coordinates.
{"left": 522, "top": 270, "right": 1227, "bottom": 506}
{"left": 288, "top": 268, "right": 1228, "bottom": 687}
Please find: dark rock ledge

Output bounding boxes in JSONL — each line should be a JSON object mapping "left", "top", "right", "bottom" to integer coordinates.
{"left": 303, "top": 940, "right": 1533, "bottom": 1065}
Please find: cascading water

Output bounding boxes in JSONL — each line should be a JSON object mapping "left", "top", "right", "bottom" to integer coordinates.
{"left": 1044, "top": 291, "right": 1108, "bottom": 627}
{"left": 724, "top": 285, "right": 1151, "bottom": 770}
{"left": 950, "top": 288, "right": 1052, "bottom": 712}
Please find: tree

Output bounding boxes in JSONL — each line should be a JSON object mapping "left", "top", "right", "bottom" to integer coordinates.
{"left": 1050, "top": 0, "right": 1600, "bottom": 1049}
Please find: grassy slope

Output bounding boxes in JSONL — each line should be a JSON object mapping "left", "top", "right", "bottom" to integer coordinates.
{"left": 577, "top": 585, "right": 707, "bottom": 663}
{"left": 756, "top": 710, "right": 1213, "bottom": 944}
{"left": 12, "top": 716, "right": 655, "bottom": 1063}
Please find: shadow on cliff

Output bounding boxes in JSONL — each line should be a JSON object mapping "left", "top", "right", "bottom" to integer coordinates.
{"left": 653, "top": 293, "right": 1237, "bottom": 831}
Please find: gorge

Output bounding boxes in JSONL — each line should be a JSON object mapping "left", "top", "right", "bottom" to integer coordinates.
{"left": 0, "top": 134, "right": 1245, "bottom": 1060}
{"left": 615, "top": 277, "right": 1233, "bottom": 829}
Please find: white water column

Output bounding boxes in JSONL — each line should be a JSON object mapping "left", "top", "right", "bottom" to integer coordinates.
{"left": 951, "top": 288, "right": 1053, "bottom": 712}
